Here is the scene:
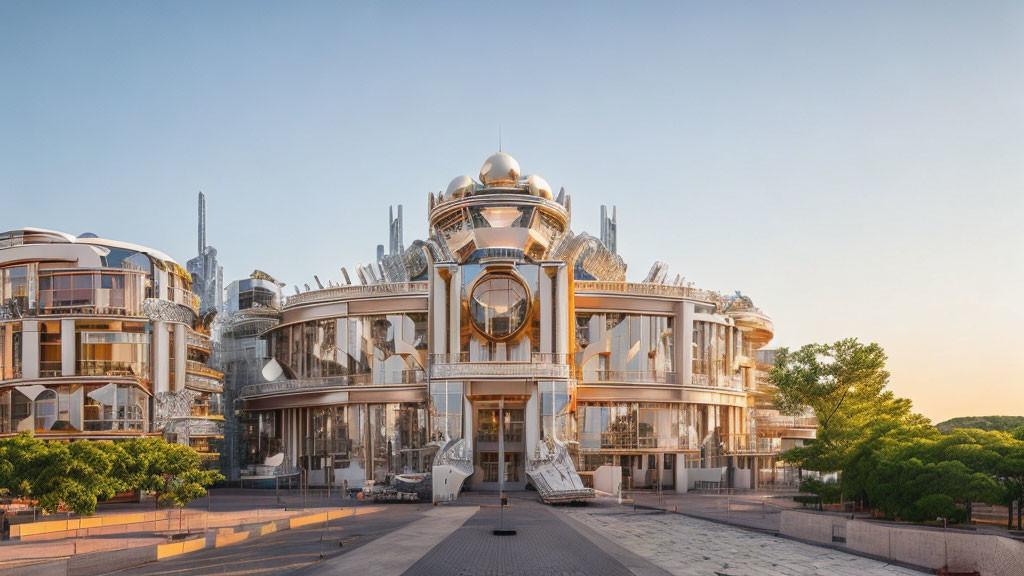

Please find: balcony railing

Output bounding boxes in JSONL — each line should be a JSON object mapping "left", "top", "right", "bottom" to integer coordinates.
{"left": 285, "top": 282, "right": 429, "bottom": 308}
{"left": 429, "top": 352, "right": 571, "bottom": 364}
{"left": 573, "top": 281, "right": 720, "bottom": 304}
{"left": 756, "top": 415, "right": 819, "bottom": 429}
{"left": 186, "top": 360, "right": 224, "bottom": 380}
{"left": 428, "top": 353, "right": 571, "bottom": 380}
{"left": 78, "top": 359, "right": 149, "bottom": 379}
{"left": 239, "top": 369, "right": 426, "bottom": 398}
{"left": 39, "top": 361, "right": 63, "bottom": 378}
{"left": 186, "top": 330, "right": 212, "bottom": 350}
{"left": 586, "top": 370, "right": 676, "bottom": 384}
{"left": 185, "top": 372, "right": 223, "bottom": 394}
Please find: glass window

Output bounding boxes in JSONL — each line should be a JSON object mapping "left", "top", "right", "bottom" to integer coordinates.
{"left": 83, "top": 383, "right": 146, "bottom": 431}
{"left": 469, "top": 275, "right": 530, "bottom": 339}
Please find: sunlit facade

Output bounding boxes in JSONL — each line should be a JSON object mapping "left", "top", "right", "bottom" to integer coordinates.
{"left": 239, "top": 153, "right": 814, "bottom": 500}
{"left": 0, "top": 228, "right": 224, "bottom": 462}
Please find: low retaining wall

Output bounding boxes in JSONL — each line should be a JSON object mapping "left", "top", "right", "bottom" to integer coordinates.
{"left": 780, "top": 509, "right": 1024, "bottom": 576}
{"left": 1, "top": 507, "right": 382, "bottom": 576}
{"left": 779, "top": 510, "right": 846, "bottom": 545}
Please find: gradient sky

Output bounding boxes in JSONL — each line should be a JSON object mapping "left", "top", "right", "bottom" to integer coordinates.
{"left": 1, "top": 1, "right": 1021, "bottom": 423}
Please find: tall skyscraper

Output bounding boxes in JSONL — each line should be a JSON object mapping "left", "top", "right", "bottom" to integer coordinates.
{"left": 187, "top": 192, "right": 224, "bottom": 313}
{"left": 600, "top": 205, "right": 617, "bottom": 255}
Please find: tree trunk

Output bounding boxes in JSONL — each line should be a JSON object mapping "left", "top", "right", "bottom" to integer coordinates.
{"left": 966, "top": 501, "right": 972, "bottom": 523}
{"left": 1017, "top": 498, "right": 1022, "bottom": 531}
{"left": 1009, "top": 500, "right": 1014, "bottom": 530}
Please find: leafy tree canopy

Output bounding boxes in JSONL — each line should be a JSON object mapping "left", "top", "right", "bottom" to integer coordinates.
{"left": 771, "top": 338, "right": 927, "bottom": 472}
{"left": 934, "top": 416, "right": 1024, "bottom": 434}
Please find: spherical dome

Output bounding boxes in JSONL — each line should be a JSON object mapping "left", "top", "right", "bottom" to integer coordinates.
{"left": 479, "top": 152, "right": 521, "bottom": 187}
{"left": 446, "top": 175, "right": 477, "bottom": 199}
{"left": 525, "top": 174, "right": 553, "bottom": 200}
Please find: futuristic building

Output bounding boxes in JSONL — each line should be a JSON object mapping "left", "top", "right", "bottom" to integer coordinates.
{"left": 187, "top": 192, "right": 224, "bottom": 314}
{"left": 240, "top": 152, "right": 811, "bottom": 500}
{"left": 0, "top": 228, "right": 224, "bottom": 462}
{"left": 214, "top": 271, "right": 284, "bottom": 480}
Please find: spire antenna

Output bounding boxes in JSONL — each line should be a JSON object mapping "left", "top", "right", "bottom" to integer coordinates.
{"left": 498, "top": 125, "right": 502, "bottom": 152}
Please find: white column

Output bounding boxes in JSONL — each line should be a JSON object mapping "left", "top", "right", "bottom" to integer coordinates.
{"left": 152, "top": 321, "right": 169, "bottom": 394}
{"left": 677, "top": 301, "right": 694, "bottom": 387}
{"left": 173, "top": 323, "right": 186, "bottom": 392}
{"left": 463, "top": 395, "right": 473, "bottom": 452}
{"left": 525, "top": 383, "right": 539, "bottom": 458}
{"left": 60, "top": 318, "right": 75, "bottom": 376}
{"left": 431, "top": 267, "right": 447, "bottom": 356}
{"left": 555, "top": 264, "right": 569, "bottom": 356}
{"left": 448, "top": 267, "right": 461, "bottom": 357}
{"left": 21, "top": 320, "right": 39, "bottom": 379}
{"left": 539, "top": 268, "right": 553, "bottom": 354}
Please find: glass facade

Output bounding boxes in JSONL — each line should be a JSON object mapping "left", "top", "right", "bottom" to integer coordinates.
{"left": 303, "top": 402, "right": 430, "bottom": 485}
{"left": 575, "top": 313, "right": 674, "bottom": 382}
{"left": 268, "top": 313, "right": 428, "bottom": 383}
{"left": 429, "top": 381, "right": 464, "bottom": 444}
{"left": 36, "top": 271, "right": 146, "bottom": 316}
{"left": 76, "top": 321, "right": 151, "bottom": 379}
{"left": 578, "top": 402, "right": 702, "bottom": 452}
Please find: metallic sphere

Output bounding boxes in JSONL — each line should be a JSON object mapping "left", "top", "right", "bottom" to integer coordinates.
{"left": 446, "top": 175, "right": 477, "bottom": 199}
{"left": 479, "top": 152, "right": 521, "bottom": 187}
{"left": 526, "top": 174, "right": 553, "bottom": 200}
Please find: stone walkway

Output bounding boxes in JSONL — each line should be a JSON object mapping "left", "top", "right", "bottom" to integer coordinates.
{"left": 403, "top": 496, "right": 647, "bottom": 576}
{"left": 559, "top": 506, "right": 924, "bottom": 576}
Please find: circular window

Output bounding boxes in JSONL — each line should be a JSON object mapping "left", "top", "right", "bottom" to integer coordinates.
{"left": 469, "top": 274, "right": 530, "bottom": 340}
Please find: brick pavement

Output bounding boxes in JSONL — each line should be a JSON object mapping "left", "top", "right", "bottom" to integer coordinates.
{"left": 558, "top": 505, "right": 926, "bottom": 576}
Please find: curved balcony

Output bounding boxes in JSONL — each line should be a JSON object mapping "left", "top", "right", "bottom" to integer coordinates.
{"left": 185, "top": 359, "right": 223, "bottom": 380}
{"left": 285, "top": 281, "right": 428, "bottom": 309}
{"left": 584, "top": 370, "right": 677, "bottom": 385}
{"left": 186, "top": 330, "right": 212, "bottom": 351}
{"left": 239, "top": 369, "right": 426, "bottom": 399}
{"left": 185, "top": 371, "right": 223, "bottom": 394}
{"left": 574, "top": 281, "right": 720, "bottom": 304}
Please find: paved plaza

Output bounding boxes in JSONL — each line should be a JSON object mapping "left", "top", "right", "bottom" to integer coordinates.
{"left": 559, "top": 504, "right": 924, "bottom": 576}
{"left": 3, "top": 490, "right": 933, "bottom": 576}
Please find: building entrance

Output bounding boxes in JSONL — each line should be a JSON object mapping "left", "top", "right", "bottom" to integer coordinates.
{"left": 473, "top": 400, "right": 526, "bottom": 490}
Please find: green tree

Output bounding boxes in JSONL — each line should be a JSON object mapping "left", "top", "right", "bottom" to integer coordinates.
{"left": 0, "top": 433, "right": 123, "bottom": 515}
{"left": 771, "top": 339, "right": 924, "bottom": 473}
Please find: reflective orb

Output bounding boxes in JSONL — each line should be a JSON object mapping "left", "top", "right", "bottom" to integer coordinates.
{"left": 446, "top": 175, "right": 477, "bottom": 199}
{"left": 526, "top": 174, "right": 553, "bottom": 200}
{"left": 479, "top": 152, "right": 521, "bottom": 187}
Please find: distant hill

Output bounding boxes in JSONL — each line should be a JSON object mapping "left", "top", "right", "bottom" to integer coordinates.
{"left": 935, "top": 415, "right": 1024, "bottom": 433}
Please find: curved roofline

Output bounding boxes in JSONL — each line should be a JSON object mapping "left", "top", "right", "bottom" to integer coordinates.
{"left": 1, "top": 227, "right": 182, "bottom": 267}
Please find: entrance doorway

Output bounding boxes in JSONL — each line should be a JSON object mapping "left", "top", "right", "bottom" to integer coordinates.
{"left": 474, "top": 401, "right": 526, "bottom": 490}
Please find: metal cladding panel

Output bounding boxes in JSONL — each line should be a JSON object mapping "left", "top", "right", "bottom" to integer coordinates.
{"left": 347, "top": 388, "right": 428, "bottom": 403}
{"left": 574, "top": 294, "right": 676, "bottom": 314}
{"left": 576, "top": 385, "right": 681, "bottom": 403}
{"left": 244, "top": 391, "right": 350, "bottom": 410}
{"left": 466, "top": 380, "right": 532, "bottom": 397}
{"left": 347, "top": 296, "right": 428, "bottom": 314}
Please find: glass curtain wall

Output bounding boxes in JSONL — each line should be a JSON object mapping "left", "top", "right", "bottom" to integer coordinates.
{"left": 76, "top": 321, "right": 151, "bottom": 379}
{"left": 578, "top": 402, "right": 699, "bottom": 452}
{"left": 539, "top": 381, "right": 570, "bottom": 443}
{"left": 692, "top": 321, "right": 729, "bottom": 387}
{"left": 575, "top": 313, "right": 673, "bottom": 382}
{"left": 304, "top": 403, "right": 428, "bottom": 486}
{"left": 269, "top": 314, "right": 428, "bottom": 383}
{"left": 429, "top": 381, "right": 464, "bottom": 444}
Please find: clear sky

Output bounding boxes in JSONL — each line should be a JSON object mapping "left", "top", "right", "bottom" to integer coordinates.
{"left": 1, "top": 1, "right": 1021, "bottom": 423}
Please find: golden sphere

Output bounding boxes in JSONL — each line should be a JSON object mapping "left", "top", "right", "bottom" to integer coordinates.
{"left": 526, "top": 174, "right": 553, "bottom": 200}
{"left": 446, "top": 175, "right": 476, "bottom": 199}
{"left": 479, "top": 152, "right": 521, "bottom": 187}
